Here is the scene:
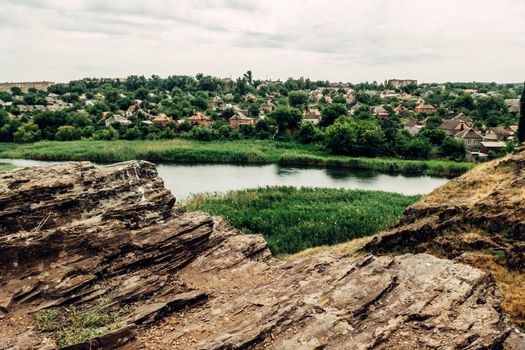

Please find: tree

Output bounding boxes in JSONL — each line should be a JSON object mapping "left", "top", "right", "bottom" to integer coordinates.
{"left": 297, "top": 122, "right": 319, "bottom": 144}
{"left": 243, "top": 71, "right": 253, "bottom": 85}
{"left": 10, "top": 86, "right": 22, "bottom": 96}
{"left": 518, "top": 83, "right": 525, "bottom": 143}
{"left": 324, "top": 118, "right": 385, "bottom": 156}
{"left": 440, "top": 136, "right": 465, "bottom": 161}
{"left": 288, "top": 91, "right": 309, "bottom": 109}
{"left": 268, "top": 106, "right": 302, "bottom": 131}
{"left": 55, "top": 125, "right": 78, "bottom": 141}
{"left": 405, "top": 137, "right": 432, "bottom": 159}
{"left": 14, "top": 123, "right": 42, "bottom": 143}
{"left": 320, "top": 103, "right": 348, "bottom": 127}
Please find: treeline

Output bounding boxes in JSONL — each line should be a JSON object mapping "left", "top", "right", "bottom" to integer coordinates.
{"left": 0, "top": 104, "right": 472, "bottom": 161}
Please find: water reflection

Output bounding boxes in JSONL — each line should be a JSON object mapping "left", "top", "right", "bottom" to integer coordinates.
{"left": 0, "top": 159, "right": 449, "bottom": 200}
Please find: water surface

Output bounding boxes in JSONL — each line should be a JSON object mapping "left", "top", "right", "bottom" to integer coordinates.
{"left": 0, "top": 159, "right": 449, "bottom": 199}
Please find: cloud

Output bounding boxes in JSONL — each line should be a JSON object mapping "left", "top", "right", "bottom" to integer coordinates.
{"left": 0, "top": 0, "right": 523, "bottom": 83}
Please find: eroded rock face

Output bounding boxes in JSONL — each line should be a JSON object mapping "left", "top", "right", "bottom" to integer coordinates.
{"left": 365, "top": 146, "right": 525, "bottom": 332}
{"left": 0, "top": 161, "right": 517, "bottom": 349}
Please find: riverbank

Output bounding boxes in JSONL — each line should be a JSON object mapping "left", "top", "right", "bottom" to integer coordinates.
{"left": 185, "top": 186, "right": 421, "bottom": 255}
{"left": 0, "top": 140, "right": 474, "bottom": 177}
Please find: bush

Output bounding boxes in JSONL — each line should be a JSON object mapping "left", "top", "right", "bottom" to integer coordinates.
{"left": 440, "top": 136, "right": 466, "bottom": 161}
{"left": 297, "top": 122, "right": 319, "bottom": 144}
{"left": 14, "top": 123, "right": 42, "bottom": 143}
{"left": 55, "top": 125, "right": 79, "bottom": 141}
{"left": 188, "top": 126, "right": 214, "bottom": 141}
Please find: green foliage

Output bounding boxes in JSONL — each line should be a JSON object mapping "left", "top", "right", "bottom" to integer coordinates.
{"left": 0, "top": 163, "right": 16, "bottom": 171}
{"left": 32, "top": 300, "right": 130, "bottom": 347}
{"left": 320, "top": 103, "right": 348, "bottom": 126}
{"left": 55, "top": 125, "right": 79, "bottom": 141}
{"left": 14, "top": 122, "right": 41, "bottom": 143}
{"left": 297, "top": 122, "right": 320, "bottom": 144}
{"left": 268, "top": 106, "right": 302, "bottom": 131}
{"left": 405, "top": 136, "right": 432, "bottom": 159}
{"left": 0, "top": 140, "right": 473, "bottom": 176}
{"left": 187, "top": 187, "right": 421, "bottom": 255}
{"left": 324, "top": 117, "right": 385, "bottom": 156}
{"left": 288, "top": 91, "right": 309, "bottom": 108}
{"left": 440, "top": 136, "right": 466, "bottom": 161}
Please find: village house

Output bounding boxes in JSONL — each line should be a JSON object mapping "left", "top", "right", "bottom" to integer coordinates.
{"left": 151, "top": 113, "right": 172, "bottom": 128}
{"left": 125, "top": 105, "right": 137, "bottom": 117}
{"left": 260, "top": 100, "right": 275, "bottom": 114}
{"left": 454, "top": 128, "right": 483, "bottom": 150}
{"left": 504, "top": 99, "right": 520, "bottom": 114}
{"left": 439, "top": 114, "right": 473, "bottom": 135}
{"left": 403, "top": 119, "right": 424, "bottom": 135}
{"left": 480, "top": 141, "right": 506, "bottom": 155}
{"left": 322, "top": 95, "right": 333, "bottom": 104}
{"left": 394, "top": 105, "right": 410, "bottom": 115}
{"left": 187, "top": 112, "right": 212, "bottom": 127}
{"left": 229, "top": 112, "right": 256, "bottom": 129}
{"left": 485, "top": 127, "right": 513, "bottom": 141}
{"left": 309, "top": 90, "right": 324, "bottom": 103}
{"left": 387, "top": 79, "right": 417, "bottom": 89}
{"left": 105, "top": 114, "right": 131, "bottom": 127}
{"left": 245, "top": 93, "right": 257, "bottom": 102}
{"left": 372, "top": 106, "right": 389, "bottom": 119}
{"left": 224, "top": 93, "right": 234, "bottom": 101}
{"left": 303, "top": 109, "right": 322, "bottom": 125}
{"left": 414, "top": 102, "right": 437, "bottom": 114}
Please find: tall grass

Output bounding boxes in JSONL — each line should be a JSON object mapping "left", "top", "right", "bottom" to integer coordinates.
{"left": 186, "top": 186, "right": 421, "bottom": 255}
{"left": 0, "top": 140, "right": 474, "bottom": 176}
{"left": 0, "top": 163, "right": 15, "bottom": 171}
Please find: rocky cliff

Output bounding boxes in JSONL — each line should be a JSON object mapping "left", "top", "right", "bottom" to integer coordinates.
{"left": 0, "top": 160, "right": 521, "bottom": 349}
{"left": 366, "top": 146, "right": 525, "bottom": 332}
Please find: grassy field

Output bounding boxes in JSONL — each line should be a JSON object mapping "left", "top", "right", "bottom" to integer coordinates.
{"left": 0, "top": 140, "right": 474, "bottom": 176}
{"left": 186, "top": 186, "right": 421, "bottom": 255}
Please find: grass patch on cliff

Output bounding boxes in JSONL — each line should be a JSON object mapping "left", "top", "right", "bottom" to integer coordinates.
{"left": 0, "top": 140, "right": 473, "bottom": 177}
{"left": 32, "top": 300, "right": 130, "bottom": 347}
{"left": 186, "top": 186, "right": 420, "bottom": 255}
{"left": 0, "top": 164, "right": 15, "bottom": 171}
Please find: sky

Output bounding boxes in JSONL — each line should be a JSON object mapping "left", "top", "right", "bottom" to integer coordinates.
{"left": 1, "top": 0, "right": 524, "bottom": 84}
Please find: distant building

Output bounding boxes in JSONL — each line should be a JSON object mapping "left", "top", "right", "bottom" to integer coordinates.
{"left": 403, "top": 119, "right": 424, "bottom": 135}
{"left": 387, "top": 79, "right": 417, "bottom": 89}
{"left": 440, "top": 114, "right": 473, "bottom": 135}
{"left": 454, "top": 128, "right": 483, "bottom": 150}
{"left": 105, "top": 115, "right": 131, "bottom": 127}
{"left": 504, "top": 99, "right": 520, "bottom": 114}
{"left": 187, "top": 112, "right": 212, "bottom": 127}
{"left": 0, "top": 81, "right": 54, "bottom": 93}
{"left": 414, "top": 102, "right": 437, "bottom": 115}
{"left": 151, "top": 113, "right": 172, "bottom": 128}
{"left": 260, "top": 100, "right": 275, "bottom": 114}
{"left": 303, "top": 109, "right": 322, "bottom": 125}
{"left": 480, "top": 141, "right": 506, "bottom": 154}
{"left": 372, "top": 106, "right": 389, "bottom": 119}
{"left": 485, "top": 127, "right": 513, "bottom": 141}
{"left": 229, "top": 112, "right": 256, "bottom": 129}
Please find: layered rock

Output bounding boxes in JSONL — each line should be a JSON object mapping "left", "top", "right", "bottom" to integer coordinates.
{"left": 366, "top": 146, "right": 525, "bottom": 331}
{"left": 0, "top": 161, "right": 518, "bottom": 349}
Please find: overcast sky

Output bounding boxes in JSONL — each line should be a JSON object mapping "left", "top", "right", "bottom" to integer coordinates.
{"left": 1, "top": 0, "right": 524, "bottom": 83}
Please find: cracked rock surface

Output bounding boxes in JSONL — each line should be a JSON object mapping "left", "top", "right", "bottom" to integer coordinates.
{"left": 0, "top": 160, "right": 518, "bottom": 349}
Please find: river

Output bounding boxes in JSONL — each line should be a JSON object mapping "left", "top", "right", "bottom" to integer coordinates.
{"left": 0, "top": 159, "right": 449, "bottom": 199}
